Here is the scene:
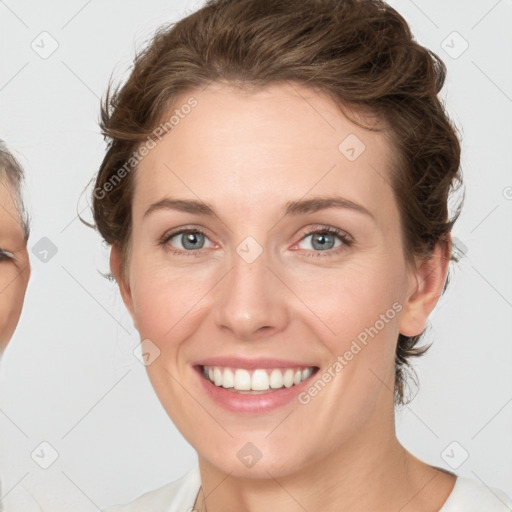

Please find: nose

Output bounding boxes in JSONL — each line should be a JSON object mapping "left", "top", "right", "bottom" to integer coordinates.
{"left": 214, "top": 244, "right": 289, "bottom": 341}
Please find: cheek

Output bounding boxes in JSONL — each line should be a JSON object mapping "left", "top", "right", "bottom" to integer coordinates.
{"left": 290, "top": 256, "right": 405, "bottom": 340}
{"left": 287, "top": 255, "right": 407, "bottom": 408}
{"left": 130, "top": 244, "right": 407, "bottom": 351}
{"left": 129, "top": 261, "right": 213, "bottom": 344}
{"left": 0, "top": 275, "right": 27, "bottom": 347}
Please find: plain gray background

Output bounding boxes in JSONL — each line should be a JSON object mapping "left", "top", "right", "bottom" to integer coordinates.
{"left": 0, "top": 0, "right": 511, "bottom": 510}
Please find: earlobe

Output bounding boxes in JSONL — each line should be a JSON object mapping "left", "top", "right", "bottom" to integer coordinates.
{"left": 110, "top": 244, "right": 137, "bottom": 328}
{"left": 398, "top": 237, "right": 451, "bottom": 338}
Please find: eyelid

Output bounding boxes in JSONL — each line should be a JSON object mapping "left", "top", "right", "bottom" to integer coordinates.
{"left": 159, "top": 224, "right": 353, "bottom": 257}
{"left": 291, "top": 225, "right": 353, "bottom": 257}
{"left": 0, "top": 249, "right": 15, "bottom": 261}
{"left": 158, "top": 226, "right": 217, "bottom": 253}
{"left": 298, "top": 225, "right": 352, "bottom": 244}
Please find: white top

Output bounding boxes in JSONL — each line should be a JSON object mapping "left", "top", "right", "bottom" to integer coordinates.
{"left": 103, "top": 466, "right": 512, "bottom": 512}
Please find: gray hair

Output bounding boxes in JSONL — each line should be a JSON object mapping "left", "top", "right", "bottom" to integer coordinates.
{"left": 0, "top": 141, "right": 30, "bottom": 242}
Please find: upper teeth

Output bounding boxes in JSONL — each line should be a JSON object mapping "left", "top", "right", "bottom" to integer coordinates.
{"left": 203, "top": 366, "right": 315, "bottom": 391}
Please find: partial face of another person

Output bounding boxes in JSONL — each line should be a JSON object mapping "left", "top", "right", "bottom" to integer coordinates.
{"left": 0, "top": 176, "right": 30, "bottom": 352}
{"left": 111, "top": 82, "right": 447, "bottom": 478}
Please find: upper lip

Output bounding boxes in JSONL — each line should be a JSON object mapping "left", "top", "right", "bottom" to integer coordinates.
{"left": 194, "top": 357, "right": 319, "bottom": 370}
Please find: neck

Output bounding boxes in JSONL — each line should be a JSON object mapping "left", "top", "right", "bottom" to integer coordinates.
{"left": 193, "top": 416, "right": 449, "bottom": 512}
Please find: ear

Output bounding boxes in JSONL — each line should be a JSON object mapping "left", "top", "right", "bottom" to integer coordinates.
{"left": 110, "top": 244, "right": 137, "bottom": 330}
{"left": 398, "top": 236, "right": 451, "bottom": 337}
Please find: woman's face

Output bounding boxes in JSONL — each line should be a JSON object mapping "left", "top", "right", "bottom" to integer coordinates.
{"left": 112, "top": 82, "right": 445, "bottom": 477}
{"left": 0, "top": 177, "right": 30, "bottom": 351}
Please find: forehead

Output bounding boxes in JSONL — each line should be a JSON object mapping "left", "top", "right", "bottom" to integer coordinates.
{"left": 0, "top": 177, "right": 24, "bottom": 241}
{"left": 133, "top": 82, "right": 396, "bottom": 222}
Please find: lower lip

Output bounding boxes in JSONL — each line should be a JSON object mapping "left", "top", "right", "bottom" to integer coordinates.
{"left": 195, "top": 366, "right": 318, "bottom": 413}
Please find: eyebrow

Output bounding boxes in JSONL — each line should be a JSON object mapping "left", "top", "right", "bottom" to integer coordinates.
{"left": 144, "top": 196, "right": 374, "bottom": 220}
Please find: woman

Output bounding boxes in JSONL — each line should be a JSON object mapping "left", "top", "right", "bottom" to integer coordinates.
{"left": 0, "top": 144, "right": 36, "bottom": 511}
{"left": 92, "top": 0, "right": 512, "bottom": 510}
{"left": 0, "top": 143, "right": 30, "bottom": 359}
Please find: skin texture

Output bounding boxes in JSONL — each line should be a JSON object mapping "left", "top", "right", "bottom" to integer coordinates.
{"left": 110, "top": 82, "right": 455, "bottom": 511}
{"left": 0, "top": 177, "right": 30, "bottom": 352}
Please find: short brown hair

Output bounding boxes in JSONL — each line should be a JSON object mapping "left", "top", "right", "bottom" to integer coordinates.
{"left": 90, "top": 0, "right": 463, "bottom": 405}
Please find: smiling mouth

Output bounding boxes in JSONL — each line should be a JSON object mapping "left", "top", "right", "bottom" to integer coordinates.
{"left": 199, "top": 365, "right": 319, "bottom": 394}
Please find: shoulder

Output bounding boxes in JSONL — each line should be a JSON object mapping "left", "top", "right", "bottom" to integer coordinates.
{"left": 103, "top": 466, "right": 201, "bottom": 512}
{"left": 440, "top": 475, "right": 512, "bottom": 512}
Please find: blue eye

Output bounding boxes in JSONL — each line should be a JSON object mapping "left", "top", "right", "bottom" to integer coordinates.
{"left": 159, "top": 225, "right": 352, "bottom": 257}
{"left": 300, "top": 230, "right": 342, "bottom": 251}
{"left": 295, "top": 226, "right": 352, "bottom": 257}
{"left": 161, "top": 229, "right": 215, "bottom": 254}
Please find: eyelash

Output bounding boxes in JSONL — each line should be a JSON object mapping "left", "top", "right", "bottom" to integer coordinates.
{"left": 0, "top": 249, "right": 14, "bottom": 262}
{"left": 158, "top": 225, "right": 352, "bottom": 258}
